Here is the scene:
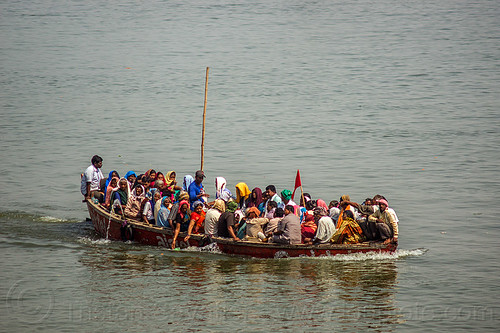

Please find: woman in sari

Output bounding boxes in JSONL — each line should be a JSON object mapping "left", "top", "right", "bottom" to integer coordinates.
{"left": 124, "top": 185, "right": 146, "bottom": 220}
{"left": 182, "top": 175, "right": 194, "bottom": 192}
{"left": 156, "top": 196, "right": 172, "bottom": 228}
{"left": 103, "top": 170, "right": 120, "bottom": 202}
{"left": 124, "top": 171, "right": 137, "bottom": 188}
{"left": 301, "top": 214, "right": 317, "bottom": 243}
{"left": 235, "top": 182, "right": 251, "bottom": 209}
{"left": 103, "top": 176, "right": 120, "bottom": 208}
{"left": 143, "top": 190, "right": 161, "bottom": 225}
{"left": 111, "top": 178, "right": 130, "bottom": 215}
{"left": 163, "top": 171, "right": 181, "bottom": 200}
{"left": 215, "top": 177, "right": 232, "bottom": 202}
{"left": 154, "top": 171, "right": 166, "bottom": 188}
{"left": 246, "top": 187, "right": 263, "bottom": 208}
{"left": 331, "top": 210, "right": 365, "bottom": 244}
{"left": 184, "top": 201, "right": 206, "bottom": 242}
{"left": 171, "top": 200, "right": 191, "bottom": 249}
{"left": 145, "top": 169, "right": 157, "bottom": 188}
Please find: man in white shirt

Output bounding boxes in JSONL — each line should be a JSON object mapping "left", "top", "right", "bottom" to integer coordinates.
{"left": 81, "top": 155, "right": 104, "bottom": 202}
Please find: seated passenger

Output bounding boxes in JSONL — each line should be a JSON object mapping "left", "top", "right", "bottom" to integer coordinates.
{"left": 270, "top": 205, "right": 301, "bottom": 245}
{"left": 368, "top": 199, "right": 398, "bottom": 244}
{"left": 235, "top": 182, "right": 251, "bottom": 209}
{"left": 156, "top": 196, "right": 172, "bottom": 228}
{"left": 143, "top": 190, "right": 161, "bottom": 225}
{"left": 184, "top": 201, "right": 206, "bottom": 242}
{"left": 244, "top": 207, "right": 268, "bottom": 239}
{"left": 247, "top": 187, "right": 263, "bottom": 209}
{"left": 265, "top": 185, "right": 283, "bottom": 212}
{"left": 103, "top": 176, "right": 119, "bottom": 209}
{"left": 265, "top": 207, "right": 284, "bottom": 236}
{"left": 331, "top": 210, "right": 365, "bottom": 244}
{"left": 163, "top": 171, "right": 181, "bottom": 201}
{"left": 124, "top": 185, "right": 146, "bottom": 220}
{"left": 373, "top": 195, "right": 399, "bottom": 224}
{"left": 215, "top": 177, "right": 232, "bottom": 201}
{"left": 328, "top": 200, "right": 341, "bottom": 224}
{"left": 216, "top": 201, "right": 239, "bottom": 241}
{"left": 124, "top": 171, "right": 137, "bottom": 188}
{"left": 103, "top": 170, "right": 120, "bottom": 202}
{"left": 310, "top": 207, "right": 336, "bottom": 244}
{"left": 171, "top": 200, "right": 191, "bottom": 249}
{"left": 155, "top": 172, "right": 166, "bottom": 188}
{"left": 204, "top": 199, "right": 225, "bottom": 237}
{"left": 336, "top": 194, "right": 358, "bottom": 228}
{"left": 182, "top": 174, "right": 194, "bottom": 191}
{"left": 111, "top": 178, "right": 130, "bottom": 215}
{"left": 167, "top": 191, "right": 190, "bottom": 229}
{"left": 265, "top": 200, "right": 278, "bottom": 219}
{"left": 300, "top": 214, "right": 317, "bottom": 243}
{"left": 145, "top": 169, "right": 157, "bottom": 188}
{"left": 280, "top": 189, "right": 298, "bottom": 209}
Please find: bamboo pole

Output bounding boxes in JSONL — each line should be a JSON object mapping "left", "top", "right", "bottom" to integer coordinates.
{"left": 201, "top": 67, "right": 209, "bottom": 171}
{"left": 300, "top": 185, "right": 305, "bottom": 208}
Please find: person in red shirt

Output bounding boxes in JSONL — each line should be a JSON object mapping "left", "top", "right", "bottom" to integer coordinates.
{"left": 184, "top": 201, "right": 206, "bottom": 242}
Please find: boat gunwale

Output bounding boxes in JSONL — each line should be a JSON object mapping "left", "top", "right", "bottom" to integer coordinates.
{"left": 86, "top": 199, "right": 396, "bottom": 252}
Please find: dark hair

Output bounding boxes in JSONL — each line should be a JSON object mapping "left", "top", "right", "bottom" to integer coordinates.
{"left": 285, "top": 205, "right": 295, "bottom": 213}
{"left": 343, "top": 210, "right": 354, "bottom": 219}
{"left": 274, "top": 208, "right": 284, "bottom": 218}
{"left": 267, "top": 201, "right": 278, "bottom": 208}
{"left": 305, "top": 200, "right": 316, "bottom": 211}
{"left": 329, "top": 200, "right": 339, "bottom": 208}
{"left": 303, "top": 193, "right": 311, "bottom": 199}
{"left": 91, "top": 155, "right": 102, "bottom": 165}
{"left": 265, "top": 185, "right": 276, "bottom": 193}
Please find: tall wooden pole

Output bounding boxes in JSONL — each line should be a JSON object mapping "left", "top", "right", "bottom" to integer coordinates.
{"left": 201, "top": 67, "right": 209, "bottom": 171}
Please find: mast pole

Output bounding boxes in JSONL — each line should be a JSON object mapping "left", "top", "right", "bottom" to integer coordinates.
{"left": 201, "top": 67, "right": 209, "bottom": 171}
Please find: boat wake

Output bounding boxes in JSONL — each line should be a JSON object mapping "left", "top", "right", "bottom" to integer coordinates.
{"left": 290, "top": 248, "right": 428, "bottom": 261}
{"left": 77, "top": 236, "right": 112, "bottom": 245}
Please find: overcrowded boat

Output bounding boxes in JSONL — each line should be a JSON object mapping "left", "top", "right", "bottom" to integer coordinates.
{"left": 86, "top": 198, "right": 397, "bottom": 258}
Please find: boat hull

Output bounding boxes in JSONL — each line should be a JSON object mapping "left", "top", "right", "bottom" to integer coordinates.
{"left": 86, "top": 200, "right": 397, "bottom": 258}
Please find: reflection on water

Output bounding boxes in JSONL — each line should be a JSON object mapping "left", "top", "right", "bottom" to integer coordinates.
{"left": 79, "top": 244, "right": 403, "bottom": 331}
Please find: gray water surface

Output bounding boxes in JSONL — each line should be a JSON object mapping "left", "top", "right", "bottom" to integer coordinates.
{"left": 1, "top": 0, "right": 499, "bottom": 331}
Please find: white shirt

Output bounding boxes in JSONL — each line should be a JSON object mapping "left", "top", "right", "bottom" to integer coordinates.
{"left": 81, "top": 164, "right": 103, "bottom": 195}
{"left": 204, "top": 208, "right": 222, "bottom": 237}
{"left": 313, "top": 216, "right": 336, "bottom": 243}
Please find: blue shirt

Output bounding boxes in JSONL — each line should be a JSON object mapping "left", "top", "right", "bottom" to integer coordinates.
{"left": 188, "top": 181, "right": 205, "bottom": 209}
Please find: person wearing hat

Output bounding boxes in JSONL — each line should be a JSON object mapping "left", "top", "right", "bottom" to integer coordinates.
{"left": 280, "top": 189, "right": 297, "bottom": 207}
{"left": 188, "top": 170, "right": 210, "bottom": 209}
{"left": 368, "top": 199, "right": 398, "bottom": 244}
{"left": 216, "top": 201, "right": 240, "bottom": 241}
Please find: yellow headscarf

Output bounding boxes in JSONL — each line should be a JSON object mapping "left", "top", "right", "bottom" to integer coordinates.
{"left": 235, "top": 182, "right": 251, "bottom": 203}
{"left": 164, "top": 171, "right": 176, "bottom": 187}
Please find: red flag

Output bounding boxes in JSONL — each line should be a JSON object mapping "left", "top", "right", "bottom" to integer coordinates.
{"left": 292, "top": 169, "right": 302, "bottom": 200}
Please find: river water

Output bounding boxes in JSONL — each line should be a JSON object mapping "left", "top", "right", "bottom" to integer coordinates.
{"left": 1, "top": 0, "right": 499, "bottom": 331}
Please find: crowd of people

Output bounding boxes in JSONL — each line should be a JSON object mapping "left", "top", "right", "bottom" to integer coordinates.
{"left": 81, "top": 155, "right": 399, "bottom": 249}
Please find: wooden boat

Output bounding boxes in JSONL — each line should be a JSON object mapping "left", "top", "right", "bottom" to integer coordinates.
{"left": 86, "top": 199, "right": 397, "bottom": 259}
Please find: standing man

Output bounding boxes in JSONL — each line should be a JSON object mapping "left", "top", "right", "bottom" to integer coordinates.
{"left": 188, "top": 170, "right": 210, "bottom": 209}
{"left": 81, "top": 155, "right": 104, "bottom": 202}
{"left": 271, "top": 205, "right": 301, "bottom": 245}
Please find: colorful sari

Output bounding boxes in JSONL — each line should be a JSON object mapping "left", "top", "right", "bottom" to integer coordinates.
{"left": 331, "top": 217, "right": 365, "bottom": 244}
